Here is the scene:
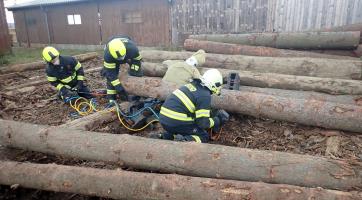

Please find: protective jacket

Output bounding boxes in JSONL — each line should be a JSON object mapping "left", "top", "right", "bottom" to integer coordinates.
{"left": 103, "top": 36, "right": 142, "bottom": 98}
{"left": 160, "top": 80, "right": 220, "bottom": 130}
{"left": 46, "top": 55, "right": 84, "bottom": 92}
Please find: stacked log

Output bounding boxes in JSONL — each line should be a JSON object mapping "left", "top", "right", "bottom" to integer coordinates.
{"left": 1, "top": 119, "right": 361, "bottom": 191}
{"left": 120, "top": 76, "right": 362, "bottom": 133}
{"left": 189, "top": 32, "right": 360, "bottom": 50}
{"left": 183, "top": 39, "right": 357, "bottom": 59}
{"left": 140, "top": 50, "right": 362, "bottom": 80}
{"left": 0, "top": 52, "right": 98, "bottom": 74}
{"left": 142, "top": 62, "right": 362, "bottom": 95}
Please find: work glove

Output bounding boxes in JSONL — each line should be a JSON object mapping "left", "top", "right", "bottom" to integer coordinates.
{"left": 215, "top": 109, "right": 230, "bottom": 125}
{"left": 115, "top": 84, "right": 129, "bottom": 101}
{"left": 60, "top": 88, "right": 78, "bottom": 102}
{"left": 174, "top": 134, "right": 187, "bottom": 142}
{"left": 128, "top": 65, "right": 143, "bottom": 77}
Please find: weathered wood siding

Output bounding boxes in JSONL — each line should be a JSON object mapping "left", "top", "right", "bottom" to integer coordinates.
{"left": 268, "top": 0, "right": 362, "bottom": 32}
{"left": 171, "top": 0, "right": 362, "bottom": 44}
{"left": 0, "top": 0, "right": 11, "bottom": 54}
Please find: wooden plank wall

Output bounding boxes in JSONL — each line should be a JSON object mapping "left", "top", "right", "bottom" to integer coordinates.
{"left": 268, "top": 0, "right": 362, "bottom": 32}
{"left": 0, "top": 0, "right": 11, "bottom": 55}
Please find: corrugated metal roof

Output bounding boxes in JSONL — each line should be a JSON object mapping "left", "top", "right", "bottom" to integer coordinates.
{"left": 7, "top": 0, "right": 91, "bottom": 10}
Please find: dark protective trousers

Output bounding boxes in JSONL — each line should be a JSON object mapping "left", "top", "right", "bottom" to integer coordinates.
{"left": 160, "top": 123, "right": 210, "bottom": 143}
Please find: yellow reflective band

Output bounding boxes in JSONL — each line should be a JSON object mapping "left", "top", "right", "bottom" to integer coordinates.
{"left": 191, "top": 135, "right": 202, "bottom": 143}
{"left": 77, "top": 75, "right": 85, "bottom": 81}
{"left": 107, "top": 89, "right": 117, "bottom": 94}
{"left": 104, "top": 61, "right": 116, "bottom": 69}
{"left": 173, "top": 89, "right": 195, "bottom": 113}
{"left": 111, "top": 79, "right": 121, "bottom": 86}
{"left": 131, "top": 64, "right": 140, "bottom": 71}
{"left": 160, "top": 107, "right": 194, "bottom": 122}
{"left": 134, "top": 55, "right": 142, "bottom": 60}
{"left": 75, "top": 62, "right": 82, "bottom": 71}
{"left": 195, "top": 109, "right": 210, "bottom": 118}
{"left": 56, "top": 83, "right": 64, "bottom": 90}
{"left": 47, "top": 76, "right": 57, "bottom": 82}
{"left": 61, "top": 76, "right": 73, "bottom": 83}
{"left": 209, "top": 118, "right": 214, "bottom": 128}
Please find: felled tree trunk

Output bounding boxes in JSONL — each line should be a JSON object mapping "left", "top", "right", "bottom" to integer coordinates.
{"left": 1, "top": 161, "right": 359, "bottom": 200}
{"left": 0, "top": 52, "right": 98, "bottom": 74}
{"left": 140, "top": 50, "right": 362, "bottom": 80}
{"left": 121, "top": 76, "right": 362, "bottom": 133}
{"left": 189, "top": 32, "right": 360, "bottom": 50}
{"left": 0, "top": 120, "right": 361, "bottom": 191}
{"left": 184, "top": 39, "right": 356, "bottom": 59}
{"left": 143, "top": 62, "right": 362, "bottom": 95}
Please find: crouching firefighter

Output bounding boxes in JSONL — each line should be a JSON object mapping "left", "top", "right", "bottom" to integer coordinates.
{"left": 102, "top": 36, "right": 143, "bottom": 103}
{"left": 42, "top": 46, "right": 93, "bottom": 102}
{"left": 157, "top": 69, "right": 229, "bottom": 143}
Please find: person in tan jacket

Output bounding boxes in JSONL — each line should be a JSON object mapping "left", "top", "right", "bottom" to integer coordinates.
{"left": 162, "top": 50, "right": 205, "bottom": 85}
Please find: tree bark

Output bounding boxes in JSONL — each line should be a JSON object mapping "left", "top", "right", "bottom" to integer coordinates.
{"left": 143, "top": 62, "right": 362, "bottom": 95}
{"left": 0, "top": 120, "right": 361, "bottom": 191}
{"left": 121, "top": 76, "right": 362, "bottom": 133}
{"left": 184, "top": 39, "right": 357, "bottom": 60}
{"left": 1, "top": 161, "right": 359, "bottom": 200}
{"left": 311, "top": 45, "right": 362, "bottom": 58}
{"left": 0, "top": 52, "right": 98, "bottom": 74}
{"left": 140, "top": 50, "right": 362, "bottom": 80}
{"left": 318, "top": 23, "right": 362, "bottom": 43}
{"left": 189, "top": 32, "right": 360, "bottom": 50}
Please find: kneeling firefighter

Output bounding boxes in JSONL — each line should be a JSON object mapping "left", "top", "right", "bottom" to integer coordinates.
{"left": 42, "top": 46, "right": 93, "bottom": 102}
{"left": 157, "top": 68, "right": 229, "bottom": 143}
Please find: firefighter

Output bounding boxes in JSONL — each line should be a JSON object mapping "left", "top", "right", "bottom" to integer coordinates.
{"left": 43, "top": 46, "right": 93, "bottom": 102}
{"left": 162, "top": 49, "right": 205, "bottom": 85}
{"left": 157, "top": 68, "right": 229, "bottom": 143}
{"left": 102, "top": 36, "right": 143, "bottom": 102}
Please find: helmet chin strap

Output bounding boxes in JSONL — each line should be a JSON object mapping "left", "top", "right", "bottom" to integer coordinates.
{"left": 186, "top": 57, "right": 198, "bottom": 67}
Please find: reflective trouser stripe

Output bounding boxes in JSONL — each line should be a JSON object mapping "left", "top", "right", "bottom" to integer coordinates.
{"left": 134, "top": 55, "right": 142, "bottom": 60}
{"left": 191, "top": 135, "right": 202, "bottom": 143}
{"left": 131, "top": 64, "right": 140, "bottom": 71}
{"left": 107, "top": 89, "right": 117, "bottom": 94}
{"left": 173, "top": 89, "right": 195, "bottom": 113}
{"left": 160, "top": 107, "right": 194, "bottom": 122}
{"left": 77, "top": 75, "right": 85, "bottom": 81}
{"left": 111, "top": 79, "right": 121, "bottom": 86}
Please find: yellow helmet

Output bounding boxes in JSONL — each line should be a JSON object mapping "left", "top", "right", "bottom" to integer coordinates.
{"left": 108, "top": 39, "right": 126, "bottom": 60}
{"left": 42, "top": 46, "right": 59, "bottom": 62}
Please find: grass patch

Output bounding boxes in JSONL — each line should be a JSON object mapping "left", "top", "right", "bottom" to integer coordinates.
{"left": 0, "top": 47, "right": 93, "bottom": 67}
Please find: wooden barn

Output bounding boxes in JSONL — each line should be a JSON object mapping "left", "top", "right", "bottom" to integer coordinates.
{"left": 0, "top": 0, "right": 11, "bottom": 55}
{"left": 7, "top": 0, "right": 362, "bottom": 46}
{"left": 8, "top": 0, "right": 172, "bottom": 46}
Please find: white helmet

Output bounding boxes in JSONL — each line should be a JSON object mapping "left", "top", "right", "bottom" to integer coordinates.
{"left": 201, "top": 69, "right": 223, "bottom": 95}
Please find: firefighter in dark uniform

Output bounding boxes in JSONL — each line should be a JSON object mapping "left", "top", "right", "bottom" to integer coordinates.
{"left": 102, "top": 36, "right": 143, "bottom": 102}
{"left": 158, "top": 69, "right": 229, "bottom": 143}
{"left": 42, "top": 46, "right": 93, "bottom": 102}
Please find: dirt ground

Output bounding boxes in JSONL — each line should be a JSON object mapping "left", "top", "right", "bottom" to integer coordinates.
{"left": 0, "top": 57, "right": 361, "bottom": 199}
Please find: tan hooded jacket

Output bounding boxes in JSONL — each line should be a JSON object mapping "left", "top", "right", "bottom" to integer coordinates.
{"left": 162, "top": 50, "right": 206, "bottom": 85}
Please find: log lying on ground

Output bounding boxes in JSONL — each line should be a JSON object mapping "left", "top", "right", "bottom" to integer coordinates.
{"left": 311, "top": 45, "right": 362, "bottom": 58}
{"left": 184, "top": 39, "right": 357, "bottom": 60}
{"left": 4, "top": 67, "right": 102, "bottom": 91}
{"left": 319, "top": 23, "right": 362, "bottom": 43}
{"left": 60, "top": 102, "right": 130, "bottom": 131}
{"left": 189, "top": 32, "right": 360, "bottom": 50}
{"left": 143, "top": 62, "right": 362, "bottom": 95}
{"left": 140, "top": 50, "right": 362, "bottom": 80}
{"left": 0, "top": 52, "right": 98, "bottom": 74}
{"left": 1, "top": 120, "right": 361, "bottom": 190}
{"left": 121, "top": 76, "right": 362, "bottom": 133}
{"left": 1, "top": 161, "right": 359, "bottom": 200}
